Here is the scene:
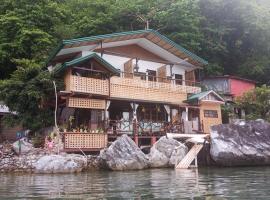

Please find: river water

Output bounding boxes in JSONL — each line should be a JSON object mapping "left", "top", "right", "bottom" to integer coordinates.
{"left": 0, "top": 167, "right": 270, "bottom": 199}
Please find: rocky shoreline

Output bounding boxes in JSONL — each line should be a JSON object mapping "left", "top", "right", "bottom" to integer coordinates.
{"left": 1, "top": 120, "right": 270, "bottom": 173}
{"left": 0, "top": 135, "right": 188, "bottom": 173}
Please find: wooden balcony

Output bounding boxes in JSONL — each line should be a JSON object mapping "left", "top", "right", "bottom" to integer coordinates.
{"left": 66, "top": 75, "right": 109, "bottom": 96}
{"left": 110, "top": 76, "right": 201, "bottom": 104}
{"left": 64, "top": 73, "right": 201, "bottom": 104}
{"left": 64, "top": 133, "right": 108, "bottom": 151}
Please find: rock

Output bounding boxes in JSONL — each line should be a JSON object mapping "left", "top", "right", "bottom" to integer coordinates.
{"left": 148, "top": 136, "right": 188, "bottom": 168}
{"left": 100, "top": 134, "right": 149, "bottom": 170}
{"left": 34, "top": 154, "right": 87, "bottom": 173}
{"left": 12, "top": 138, "right": 33, "bottom": 155}
{"left": 210, "top": 120, "right": 270, "bottom": 166}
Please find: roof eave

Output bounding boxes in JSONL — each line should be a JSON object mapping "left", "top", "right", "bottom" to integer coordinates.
{"left": 52, "top": 53, "right": 120, "bottom": 75}
{"left": 47, "top": 29, "right": 208, "bottom": 67}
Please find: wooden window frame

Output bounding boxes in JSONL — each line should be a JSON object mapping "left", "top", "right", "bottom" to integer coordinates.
{"left": 204, "top": 110, "right": 218, "bottom": 118}
{"left": 175, "top": 74, "right": 183, "bottom": 85}
{"left": 147, "top": 70, "right": 157, "bottom": 82}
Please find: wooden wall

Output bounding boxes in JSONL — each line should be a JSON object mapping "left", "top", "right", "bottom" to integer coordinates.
{"left": 185, "top": 70, "right": 196, "bottom": 86}
{"left": 95, "top": 44, "right": 166, "bottom": 62}
{"left": 199, "top": 102, "right": 222, "bottom": 133}
{"left": 0, "top": 119, "right": 22, "bottom": 142}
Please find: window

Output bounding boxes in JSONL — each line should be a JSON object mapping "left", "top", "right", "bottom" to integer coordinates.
{"left": 175, "top": 74, "right": 183, "bottom": 85}
{"left": 204, "top": 110, "right": 218, "bottom": 118}
{"left": 134, "top": 72, "right": 146, "bottom": 80}
{"left": 147, "top": 70, "right": 157, "bottom": 82}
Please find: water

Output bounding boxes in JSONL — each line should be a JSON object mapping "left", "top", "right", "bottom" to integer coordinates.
{"left": 0, "top": 167, "right": 270, "bottom": 199}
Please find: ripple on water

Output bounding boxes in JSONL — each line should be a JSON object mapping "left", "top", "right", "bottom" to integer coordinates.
{"left": 0, "top": 167, "right": 270, "bottom": 199}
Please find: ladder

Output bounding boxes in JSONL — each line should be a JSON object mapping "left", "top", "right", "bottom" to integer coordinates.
{"left": 175, "top": 144, "right": 204, "bottom": 169}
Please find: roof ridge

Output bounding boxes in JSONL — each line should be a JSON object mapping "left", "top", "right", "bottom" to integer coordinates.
{"left": 46, "top": 29, "right": 208, "bottom": 66}
{"left": 53, "top": 53, "right": 120, "bottom": 75}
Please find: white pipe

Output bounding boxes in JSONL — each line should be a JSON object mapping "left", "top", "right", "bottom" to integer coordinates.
{"left": 53, "top": 81, "right": 58, "bottom": 130}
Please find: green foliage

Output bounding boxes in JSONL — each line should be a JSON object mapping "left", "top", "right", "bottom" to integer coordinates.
{"left": 0, "top": 59, "right": 63, "bottom": 131}
{"left": 236, "top": 85, "right": 270, "bottom": 121}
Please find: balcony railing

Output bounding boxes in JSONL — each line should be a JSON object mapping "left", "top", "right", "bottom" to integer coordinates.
{"left": 64, "top": 71, "right": 201, "bottom": 104}
{"left": 68, "top": 75, "right": 109, "bottom": 96}
{"left": 64, "top": 132, "right": 108, "bottom": 151}
{"left": 110, "top": 73, "right": 201, "bottom": 104}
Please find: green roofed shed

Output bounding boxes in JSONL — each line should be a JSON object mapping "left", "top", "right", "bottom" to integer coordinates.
{"left": 52, "top": 52, "right": 120, "bottom": 75}
{"left": 185, "top": 90, "right": 224, "bottom": 104}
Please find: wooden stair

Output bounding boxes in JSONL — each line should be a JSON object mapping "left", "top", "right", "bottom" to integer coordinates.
{"left": 175, "top": 144, "right": 204, "bottom": 169}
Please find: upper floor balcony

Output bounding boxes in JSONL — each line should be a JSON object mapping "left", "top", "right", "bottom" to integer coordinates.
{"left": 64, "top": 70, "right": 201, "bottom": 104}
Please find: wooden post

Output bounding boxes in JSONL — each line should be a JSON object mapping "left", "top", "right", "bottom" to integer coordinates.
{"left": 151, "top": 136, "right": 157, "bottom": 146}
{"left": 134, "top": 134, "right": 139, "bottom": 146}
{"left": 195, "top": 145, "right": 198, "bottom": 168}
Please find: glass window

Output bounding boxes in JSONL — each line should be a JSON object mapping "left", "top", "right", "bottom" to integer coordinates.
{"left": 147, "top": 70, "right": 157, "bottom": 82}
{"left": 204, "top": 110, "right": 218, "bottom": 118}
{"left": 134, "top": 72, "right": 146, "bottom": 80}
{"left": 175, "top": 74, "right": 183, "bottom": 85}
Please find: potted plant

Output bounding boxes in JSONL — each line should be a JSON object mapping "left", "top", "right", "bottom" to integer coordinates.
{"left": 84, "top": 125, "right": 88, "bottom": 133}
{"left": 79, "top": 124, "right": 84, "bottom": 133}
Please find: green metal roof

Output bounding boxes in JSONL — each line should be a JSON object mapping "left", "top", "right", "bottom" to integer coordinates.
{"left": 46, "top": 29, "right": 208, "bottom": 66}
{"left": 185, "top": 90, "right": 224, "bottom": 104}
{"left": 52, "top": 52, "right": 120, "bottom": 75}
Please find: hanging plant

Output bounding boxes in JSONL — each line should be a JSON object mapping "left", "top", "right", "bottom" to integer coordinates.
{"left": 142, "top": 106, "right": 146, "bottom": 113}
{"left": 156, "top": 105, "right": 161, "bottom": 112}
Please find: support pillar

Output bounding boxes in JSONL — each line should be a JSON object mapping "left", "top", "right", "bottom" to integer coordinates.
{"left": 134, "top": 134, "right": 139, "bottom": 146}
{"left": 151, "top": 136, "right": 157, "bottom": 146}
{"left": 185, "top": 107, "right": 189, "bottom": 121}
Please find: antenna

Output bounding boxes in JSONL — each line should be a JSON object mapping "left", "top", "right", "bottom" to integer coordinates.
{"left": 137, "top": 15, "right": 150, "bottom": 30}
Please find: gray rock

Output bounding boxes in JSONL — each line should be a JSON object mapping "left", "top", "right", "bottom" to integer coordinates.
{"left": 210, "top": 120, "right": 270, "bottom": 166}
{"left": 148, "top": 136, "right": 188, "bottom": 168}
{"left": 100, "top": 134, "right": 149, "bottom": 170}
{"left": 12, "top": 138, "right": 33, "bottom": 155}
{"left": 34, "top": 154, "right": 87, "bottom": 173}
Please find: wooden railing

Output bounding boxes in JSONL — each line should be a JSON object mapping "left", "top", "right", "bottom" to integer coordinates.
{"left": 68, "top": 75, "right": 109, "bottom": 96}
{"left": 110, "top": 76, "right": 200, "bottom": 104}
{"left": 64, "top": 132, "right": 108, "bottom": 151}
{"left": 64, "top": 72, "right": 201, "bottom": 103}
{"left": 106, "top": 119, "right": 189, "bottom": 135}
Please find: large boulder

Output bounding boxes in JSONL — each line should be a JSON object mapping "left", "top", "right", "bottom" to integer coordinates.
{"left": 100, "top": 134, "right": 149, "bottom": 170}
{"left": 34, "top": 154, "right": 87, "bottom": 173}
{"left": 148, "top": 136, "right": 188, "bottom": 168}
{"left": 210, "top": 120, "right": 270, "bottom": 166}
{"left": 12, "top": 138, "right": 33, "bottom": 155}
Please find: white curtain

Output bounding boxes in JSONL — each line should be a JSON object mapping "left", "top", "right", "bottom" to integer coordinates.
{"left": 164, "top": 105, "right": 171, "bottom": 122}
{"left": 105, "top": 100, "right": 111, "bottom": 120}
{"left": 130, "top": 103, "right": 139, "bottom": 121}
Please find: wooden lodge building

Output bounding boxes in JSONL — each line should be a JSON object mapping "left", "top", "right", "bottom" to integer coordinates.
{"left": 47, "top": 29, "right": 224, "bottom": 152}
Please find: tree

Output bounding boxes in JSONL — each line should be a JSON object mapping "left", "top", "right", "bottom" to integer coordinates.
{"left": 236, "top": 85, "right": 270, "bottom": 121}
{"left": 0, "top": 59, "right": 63, "bottom": 131}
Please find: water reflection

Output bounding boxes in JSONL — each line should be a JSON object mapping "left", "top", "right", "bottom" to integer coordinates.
{"left": 0, "top": 167, "right": 270, "bottom": 199}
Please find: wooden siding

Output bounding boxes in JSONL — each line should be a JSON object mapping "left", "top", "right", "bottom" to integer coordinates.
{"left": 68, "top": 75, "right": 109, "bottom": 96}
{"left": 157, "top": 65, "right": 168, "bottom": 83}
{"left": 95, "top": 44, "right": 167, "bottom": 62}
{"left": 199, "top": 102, "right": 222, "bottom": 133}
{"left": 64, "top": 133, "right": 107, "bottom": 150}
{"left": 67, "top": 97, "right": 106, "bottom": 109}
{"left": 64, "top": 73, "right": 201, "bottom": 104}
{"left": 185, "top": 70, "right": 196, "bottom": 86}
{"left": 0, "top": 123, "right": 22, "bottom": 142}
{"left": 123, "top": 59, "right": 133, "bottom": 79}
{"left": 111, "top": 76, "right": 188, "bottom": 104}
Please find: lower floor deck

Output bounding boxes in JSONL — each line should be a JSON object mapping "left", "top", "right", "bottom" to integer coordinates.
{"left": 62, "top": 131, "right": 208, "bottom": 153}
{"left": 57, "top": 98, "right": 221, "bottom": 152}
